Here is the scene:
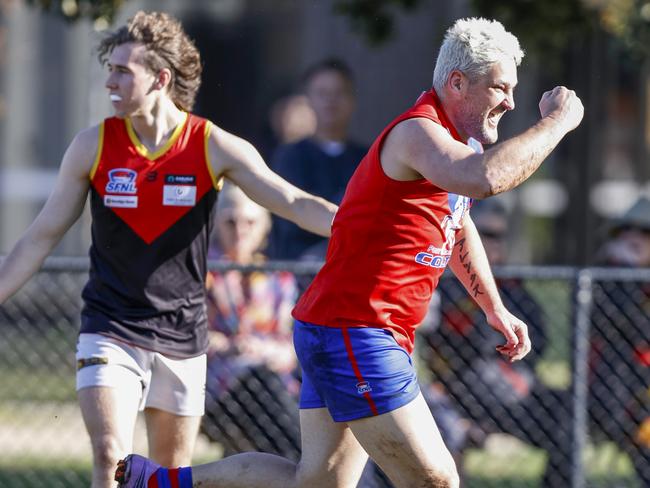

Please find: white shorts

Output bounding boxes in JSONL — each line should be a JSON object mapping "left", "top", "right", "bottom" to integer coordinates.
{"left": 75, "top": 333, "right": 206, "bottom": 416}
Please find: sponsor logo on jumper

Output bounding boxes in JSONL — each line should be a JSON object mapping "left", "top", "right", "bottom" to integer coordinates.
{"left": 415, "top": 248, "right": 451, "bottom": 269}
{"left": 104, "top": 195, "right": 138, "bottom": 208}
{"left": 163, "top": 184, "right": 197, "bottom": 206}
{"left": 165, "top": 174, "right": 196, "bottom": 185}
{"left": 106, "top": 168, "right": 137, "bottom": 194}
{"left": 146, "top": 170, "right": 158, "bottom": 182}
{"left": 414, "top": 193, "right": 471, "bottom": 269}
{"left": 356, "top": 381, "right": 372, "bottom": 394}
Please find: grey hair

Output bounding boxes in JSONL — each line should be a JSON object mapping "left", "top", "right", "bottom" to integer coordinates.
{"left": 432, "top": 18, "right": 524, "bottom": 92}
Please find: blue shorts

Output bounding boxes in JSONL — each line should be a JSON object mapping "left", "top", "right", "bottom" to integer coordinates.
{"left": 294, "top": 320, "right": 420, "bottom": 422}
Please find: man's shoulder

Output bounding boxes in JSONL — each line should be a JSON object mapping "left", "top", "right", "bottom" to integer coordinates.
{"left": 384, "top": 117, "right": 449, "bottom": 151}
{"left": 72, "top": 123, "right": 103, "bottom": 154}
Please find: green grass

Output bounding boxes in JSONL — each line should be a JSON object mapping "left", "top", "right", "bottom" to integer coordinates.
{"left": 463, "top": 438, "right": 639, "bottom": 488}
{"left": 0, "top": 323, "right": 78, "bottom": 402}
{"left": 535, "top": 359, "right": 571, "bottom": 389}
{"left": 0, "top": 459, "right": 91, "bottom": 488}
{"left": 464, "top": 435, "right": 545, "bottom": 487}
{"left": 0, "top": 368, "right": 76, "bottom": 402}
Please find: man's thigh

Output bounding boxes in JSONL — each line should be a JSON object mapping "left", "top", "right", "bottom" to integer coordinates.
{"left": 146, "top": 352, "right": 206, "bottom": 417}
{"left": 77, "top": 385, "right": 141, "bottom": 454}
{"left": 297, "top": 407, "right": 369, "bottom": 488}
{"left": 76, "top": 333, "right": 146, "bottom": 448}
{"left": 348, "top": 393, "right": 458, "bottom": 488}
{"left": 144, "top": 407, "right": 201, "bottom": 466}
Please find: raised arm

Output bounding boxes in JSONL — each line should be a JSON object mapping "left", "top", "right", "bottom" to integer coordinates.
{"left": 0, "top": 125, "right": 98, "bottom": 302}
{"left": 448, "top": 213, "right": 531, "bottom": 361}
{"left": 382, "top": 86, "right": 584, "bottom": 198}
{"left": 207, "top": 124, "right": 337, "bottom": 237}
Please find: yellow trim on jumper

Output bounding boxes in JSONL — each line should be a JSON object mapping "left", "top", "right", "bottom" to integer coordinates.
{"left": 125, "top": 112, "right": 188, "bottom": 161}
{"left": 89, "top": 122, "right": 105, "bottom": 181}
{"left": 204, "top": 120, "right": 224, "bottom": 191}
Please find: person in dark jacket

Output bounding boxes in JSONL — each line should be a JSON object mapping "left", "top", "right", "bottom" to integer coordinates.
{"left": 269, "top": 58, "right": 367, "bottom": 260}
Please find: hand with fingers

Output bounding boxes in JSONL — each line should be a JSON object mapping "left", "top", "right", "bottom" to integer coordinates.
{"left": 539, "top": 85, "right": 584, "bottom": 133}
{"left": 485, "top": 307, "right": 532, "bottom": 362}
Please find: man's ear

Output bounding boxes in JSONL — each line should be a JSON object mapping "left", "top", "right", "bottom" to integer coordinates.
{"left": 154, "top": 68, "right": 173, "bottom": 91}
{"left": 448, "top": 70, "right": 466, "bottom": 95}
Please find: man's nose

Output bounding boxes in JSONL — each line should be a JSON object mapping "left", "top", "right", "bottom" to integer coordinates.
{"left": 105, "top": 72, "right": 117, "bottom": 89}
{"left": 503, "top": 92, "right": 515, "bottom": 111}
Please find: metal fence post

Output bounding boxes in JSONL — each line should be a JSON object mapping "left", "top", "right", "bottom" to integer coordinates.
{"left": 571, "top": 269, "right": 593, "bottom": 488}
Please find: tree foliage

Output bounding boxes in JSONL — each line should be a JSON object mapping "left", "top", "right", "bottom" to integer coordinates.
{"left": 25, "top": 0, "right": 127, "bottom": 25}
{"left": 471, "top": 0, "right": 650, "bottom": 60}
{"left": 333, "top": 0, "right": 420, "bottom": 46}
{"left": 25, "top": 0, "right": 650, "bottom": 58}
{"left": 470, "top": 0, "right": 596, "bottom": 57}
{"left": 334, "top": 0, "right": 650, "bottom": 59}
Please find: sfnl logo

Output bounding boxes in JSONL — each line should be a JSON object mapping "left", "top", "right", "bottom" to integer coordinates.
{"left": 106, "top": 168, "right": 138, "bottom": 194}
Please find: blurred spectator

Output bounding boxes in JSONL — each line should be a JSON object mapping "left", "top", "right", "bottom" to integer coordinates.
{"left": 201, "top": 182, "right": 301, "bottom": 459}
{"left": 420, "top": 198, "right": 572, "bottom": 487}
{"left": 590, "top": 196, "right": 650, "bottom": 484}
{"left": 268, "top": 58, "right": 367, "bottom": 259}
{"left": 259, "top": 93, "right": 317, "bottom": 161}
{"left": 269, "top": 94, "right": 317, "bottom": 145}
{"left": 595, "top": 196, "right": 650, "bottom": 268}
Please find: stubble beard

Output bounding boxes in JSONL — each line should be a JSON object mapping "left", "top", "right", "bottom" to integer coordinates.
{"left": 465, "top": 114, "right": 498, "bottom": 145}
{"left": 457, "top": 101, "right": 498, "bottom": 144}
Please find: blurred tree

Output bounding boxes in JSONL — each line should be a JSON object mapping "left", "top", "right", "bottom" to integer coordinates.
{"left": 470, "top": 0, "right": 595, "bottom": 59}
{"left": 25, "top": 0, "right": 127, "bottom": 25}
{"left": 583, "top": 0, "right": 650, "bottom": 58}
{"left": 333, "top": 0, "right": 420, "bottom": 46}
{"left": 471, "top": 0, "right": 650, "bottom": 60}
{"left": 335, "top": 0, "right": 650, "bottom": 59}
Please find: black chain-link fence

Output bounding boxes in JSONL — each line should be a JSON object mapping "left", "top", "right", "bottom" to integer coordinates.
{"left": 0, "top": 258, "right": 648, "bottom": 488}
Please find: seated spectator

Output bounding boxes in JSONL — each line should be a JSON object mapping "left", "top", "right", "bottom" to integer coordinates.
{"left": 268, "top": 58, "right": 367, "bottom": 260}
{"left": 201, "top": 182, "right": 301, "bottom": 460}
{"left": 590, "top": 196, "right": 650, "bottom": 485}
{"left": 420, "top": 198, "right": 572, "bottom": 487}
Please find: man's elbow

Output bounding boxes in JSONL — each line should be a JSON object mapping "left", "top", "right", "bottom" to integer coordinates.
{"left": 481, "top": 169, "right": 511, "bottom": 198}
{"left": 461, "top": 176, "right": 498, "bottom": 199}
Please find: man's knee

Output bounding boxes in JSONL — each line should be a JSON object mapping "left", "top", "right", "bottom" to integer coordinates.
{"left": 398, "top": 461, "right": 459, "bottom": 488}
{"left": 406, "top": 471, "right": 460, "bottom": 488}
{"left": 421, "top": 467, "right": 460, "bottom": 488}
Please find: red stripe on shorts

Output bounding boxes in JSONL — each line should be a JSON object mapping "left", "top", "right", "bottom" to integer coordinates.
{"left": 169, "top": 468, "right": 180, "bottom": 488}
{"left": 341, "top": 327, "right": 379, "bottom": 416}
{"left": 148, "top": 473, "right": 159, "bottom": 488}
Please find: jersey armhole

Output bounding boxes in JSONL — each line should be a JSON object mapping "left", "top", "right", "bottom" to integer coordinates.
{"left": 204, "top": 120, "right": 224, "bottom": 191}
{"left": 89, "top": 121, "right": 105, "bottom": 181}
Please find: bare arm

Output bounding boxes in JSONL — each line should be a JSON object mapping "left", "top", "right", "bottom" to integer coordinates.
{"left": 448, "top": 214, "right": 531, "bottom": 361}
{"left": 207, "top": 125, "right": 337, "bottom": 237}
{"left": 383, "top": 86, "right": 584, "bottom": 198}
{"left": 0, "top": 126, "right": 98, "bottom": 302}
